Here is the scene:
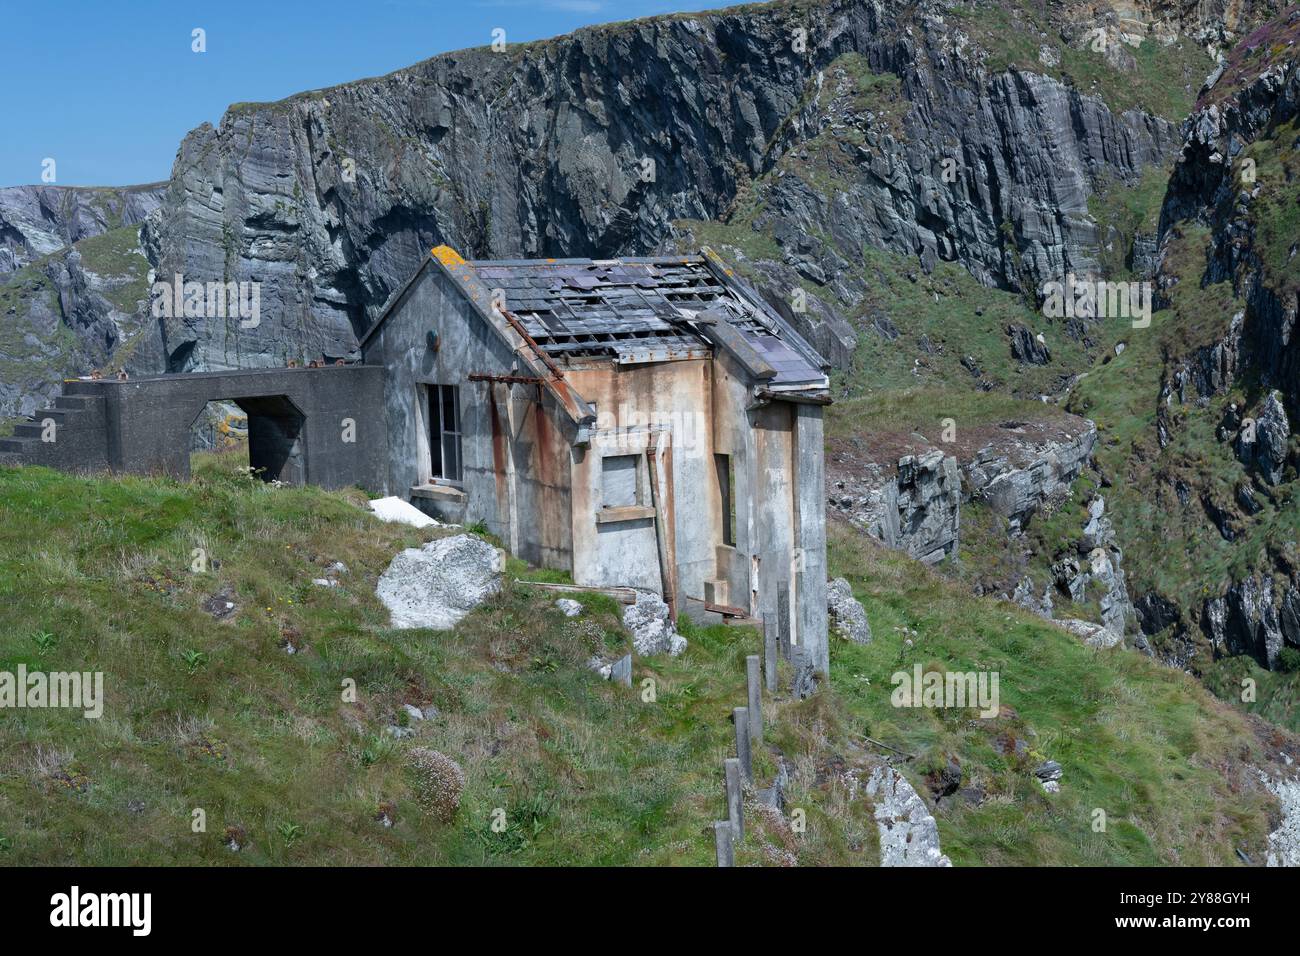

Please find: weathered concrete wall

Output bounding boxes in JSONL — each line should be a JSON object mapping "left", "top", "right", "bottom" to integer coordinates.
{"left": 0, "top": 389, "right": 108, "bottom": 472}
{"left": 712, "top": 348, "right": 829, "bottom": 673}
{"left": 364, "top": 263, "right": 573, "bottom": 569}
{"left": 9, "top": 366, "right": 386, "bottom": 489}
{"left": 566, "top": 358, "right": 717, "bottom": 598}
{"left": 793, "top": 402, "right": 829, "bottom": 674}
{"left": 712, "top": 355, "right": 754, "bottom": 609}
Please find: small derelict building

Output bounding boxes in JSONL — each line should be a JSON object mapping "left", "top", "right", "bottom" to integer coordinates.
{"left": 2, "top": 246, "right": 833, "bottom": 671}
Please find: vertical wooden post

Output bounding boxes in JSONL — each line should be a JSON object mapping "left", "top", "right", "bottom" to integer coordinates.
{"left": 644, "top": 431, "right": 679, "bottom": 619}
{"left": 763, "top": 612, "right": 778, "bottom": 693}
{"left": 745, "top": 655, "right": 763, "bottom": 746}
{"left": 713, "top": 819, "right": 734, "bottom": 867}
{"left": 734, "top": 706, "right": 752, "bottom": 782}
{"left": 724, "top": 757, "right": 744, "bottom": 841}
{"left": 777, "top": 584, "right": 791, "bottom": 661}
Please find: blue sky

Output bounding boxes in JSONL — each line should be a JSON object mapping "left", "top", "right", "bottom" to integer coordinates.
{"left": 0, "top": 0, "right": 728, "bottom": 188}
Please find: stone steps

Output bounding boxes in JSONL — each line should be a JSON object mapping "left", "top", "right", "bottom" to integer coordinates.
{"left": 0, "top": 435, "right": 35, "bottom": 454}
{"left": 54, "top": 395, "right": 95, "bottom": 410}
{"left": 2, "top": 381, "right": 108, "bottom": 470}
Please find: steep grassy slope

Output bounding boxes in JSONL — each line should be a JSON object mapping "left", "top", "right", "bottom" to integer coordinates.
{"left": 0, "top": 461, "right": 1288, "bottom": 865}
{"left": 827, "top": 521, "right": 1288, "bottom": 865}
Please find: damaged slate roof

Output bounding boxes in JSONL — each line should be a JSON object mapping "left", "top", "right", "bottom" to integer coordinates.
{"left": 468, "top": 253, "right": 829, "bottom": 388}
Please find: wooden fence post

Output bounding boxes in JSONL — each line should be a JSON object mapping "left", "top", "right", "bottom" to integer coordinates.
{"left": 763, "top": 612, "right": 778, "bottom": 693}
{"left": 745, "top": 655, "right": 763, "bottom": 746}
{"left": 724, "top": 757, "right": 744, "bottom": 841}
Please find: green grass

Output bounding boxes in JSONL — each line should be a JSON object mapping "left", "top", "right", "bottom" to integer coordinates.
{"left": 73, "top": 224, "right": 151, "bottom": 316}
{"left": 0, "top": 462, "right": 1284, "bottom": 865}
{"left": 1089, "top": 163, "right": 1172, "bottom": 279}
{"left": 0, "top": 462, "right": 870, "bottom": 865}
{"left": 826, "top": 384, "right": 1072, "bottom": 442}
{"left": 826, "top": 522, "right": 1278, "bottom": 865}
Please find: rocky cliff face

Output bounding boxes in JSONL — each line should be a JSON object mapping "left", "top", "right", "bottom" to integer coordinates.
{"left": 0, "top": 184, "right": 164, "bottom": 274}
{"left": 1065, "top": 8, "right": 1300, "bottom": 672}
{"left": 831, "top": 449, "right": 964, "bottom": 565}
{"left": 828, "top": 412, "right": 1100, "bottom": 573}
{"left": 4, "top": 0, "right": 1234, "bottom": 392}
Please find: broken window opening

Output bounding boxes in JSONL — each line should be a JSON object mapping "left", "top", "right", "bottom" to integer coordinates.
{"left": 429, "top": 384, "right": 462, "bottom": 483}
{"left": 715, "top": 453, "right": 736, "bottom": 547}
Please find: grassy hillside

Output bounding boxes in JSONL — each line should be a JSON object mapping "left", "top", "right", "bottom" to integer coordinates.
{"left": 0, "top": 460, "right": 1287, "bottom": 865}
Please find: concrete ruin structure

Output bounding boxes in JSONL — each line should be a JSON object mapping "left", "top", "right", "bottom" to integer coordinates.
{"left": 1, "top": 246, "right": 833, "bottom": 671}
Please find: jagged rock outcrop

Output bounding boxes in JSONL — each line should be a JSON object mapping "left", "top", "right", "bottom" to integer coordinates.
{"left": 0, "top": 226, "right": 161, "bottom": 419}
{"left": 1241, "top": 390, "right": 1291, "bottom": 485}
{"left": 1007, "top": 324, "right": 1051, "bottom": 365}
{"left": 1012, "top": 495, "right": 1135, "bottom": 636}
{"left": 1262, "top": 764, "right": 1300, "bottom": 867}
{"left": 862, "top": 763, "right": 952, "bottom": 867}
{"left": 1202, "top": 572, "right": 1293, "bottom": 669}
{"left": 831, "top": 450, "right": 961, "bottom": 565}
{"left": 965, "top": 422, "right": 1098, "bottom": 532}
{"left": 0, "top": 184, "right": 164, "bottom": 274}
{"left": 1013, "top": 575, "right": 1054, "bottom": 619}
{"left": 1057, "top": 617, "right": 1124, "bottom": 649}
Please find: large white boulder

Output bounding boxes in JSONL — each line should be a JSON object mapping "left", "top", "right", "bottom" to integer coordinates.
{"left": 377, "top": 534, "right": 503, "bottom": 629}
{"left": 1057, "top": 618, "right": 1123, "bottom": 649}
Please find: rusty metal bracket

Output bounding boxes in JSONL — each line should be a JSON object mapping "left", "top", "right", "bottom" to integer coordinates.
{"left": 468, "top": 373, "right": 545, "bottom": 385}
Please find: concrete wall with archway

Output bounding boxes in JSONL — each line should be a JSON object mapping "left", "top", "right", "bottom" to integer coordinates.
{"left": 21, "top": 365, "right": 387, "bottom": 490}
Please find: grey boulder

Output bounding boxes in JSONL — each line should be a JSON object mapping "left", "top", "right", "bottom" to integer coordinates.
{"left": 622, "top": 590, "right": 687, "bottom": 657}
{"left": 827, "top": 577, "right": 872, "bottom": 644}
{"left": 376, "top": 534, "right": 504, "bottom": 630}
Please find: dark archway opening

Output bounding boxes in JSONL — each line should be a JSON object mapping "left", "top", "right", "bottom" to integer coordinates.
{"left": 189, "top": 395, "right": 305, "bottom": 483}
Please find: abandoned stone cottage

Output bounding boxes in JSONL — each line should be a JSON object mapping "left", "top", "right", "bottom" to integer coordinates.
{"left": 1, "top": 246, "right": 833, "bottom": 671}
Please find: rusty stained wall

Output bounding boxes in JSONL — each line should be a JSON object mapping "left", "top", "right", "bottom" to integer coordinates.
{"left": 566, "top": 358, "right": 719, "bottom": 597}
{"left": 363, "top": 263, "right": 573, "bottom": 570}
{"left": 484, "top": 381, "right": 573, "bottom": 570}
{"left": 364, "top": 260, "right": 826, "bottom": 670}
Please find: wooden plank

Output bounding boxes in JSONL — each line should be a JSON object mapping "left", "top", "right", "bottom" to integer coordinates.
{"left": 645, "top": 435, "right": 678, "bottom": 618}
{"left": 705, "top": 600, "right": 749, "bottom": 618}
{"left": 513, "top": 580, "right": 637, "bottom": 604}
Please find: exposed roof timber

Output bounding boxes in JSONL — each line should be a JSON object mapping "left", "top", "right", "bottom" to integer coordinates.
{"left": 360, "top": 245, "right": 831, "bottom": 410}
{"left": 694, "top": 314, "right": 777, "bottom": 380}
{"left": 430, "top": 247, "right": 596, "bottom": 426}
{"left": 754, "top": 387, "right": 832, "bottom": 405}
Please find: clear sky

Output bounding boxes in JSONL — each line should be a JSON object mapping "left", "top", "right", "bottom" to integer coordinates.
{"left": 0, "top": 0, "right": 729, "bottom": 188}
